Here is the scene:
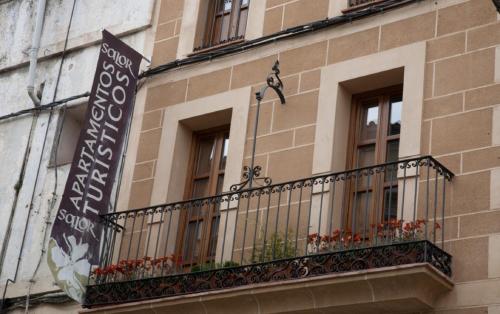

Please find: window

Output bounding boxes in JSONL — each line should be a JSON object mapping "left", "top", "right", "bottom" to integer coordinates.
{"left": 343, "top": 0, "right": 388, "bottom": 13}
{"left": 347, "top": 86, "right": 402, "bottom": 233}
{"left": 177, "top": 127, "right": 230, "bottom": 267}
{"left": 195, "top": 0, "right": 249, "bottom": 51}
{"left": 50, "top": 105, "right": 86, "bottom": 167}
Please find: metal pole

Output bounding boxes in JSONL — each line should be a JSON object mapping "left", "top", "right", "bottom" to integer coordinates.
{"left": 230, "top": 60, "right": 285, "bottom": 192}
{"left": 248, "top": 92, "right": 264, "bottom": 189}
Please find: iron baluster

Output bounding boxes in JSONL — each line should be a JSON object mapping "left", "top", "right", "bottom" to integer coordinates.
{"left": 125, "top": 212, "right": 137, "bottom": 263}
{"left": 240, "top": 190, "right": 251, "bottom": 265}
{"left": 272, "top": 185, "right": 283, "bottom": 260}
{"left": 441, "top": 173, "right": 446, "bottom": 250}
{"left": 261, "top": 186, "right": 272, "bottom": 262}
{"left": 425, "top": 158, "right": 430, "bottom": 241}
{"left": 230, "top": 195, "right": 241, "bottom": 262}
{"left": 305, "top": 179, "right": 314, "bottom": 254}
{"left": 327, "top": 176, "right": 336, "bottom": 252}
{"left": 434, "top": 167, "right": 439, "bottom": 244}
{"left": 220, "top": 195, "right": 231, "bottom": 265}
{"left": 363, "top": 169, "right": 371, "bottom": 245}
{"left": 284, "top": 183, "right": 293, "bottom": 257}
{"left": 251, "top": 188, "right": 262, "bottom": 262}
{"left": 400, "top": 163, "right": 407, "bottom": 236}
{"left": 152, "top": 206, "right": 166, "bottom": 273}
{"left": 317, "top": 178, "right": 325, "bottom": 247}
{"left": 161, "top": 206, "right": 174, "bottom": 276}
{"left": 294, "top": 181, "right": 304, "bottom": 256}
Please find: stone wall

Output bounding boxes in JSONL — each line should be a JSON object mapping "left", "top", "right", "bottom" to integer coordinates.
{"left": 127, "top": 0, "right": 500, "bottom": 313}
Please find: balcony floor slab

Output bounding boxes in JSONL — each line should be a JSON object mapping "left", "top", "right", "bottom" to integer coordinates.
{"left": 81, "top": 263, "right": 453, "bottom": 314}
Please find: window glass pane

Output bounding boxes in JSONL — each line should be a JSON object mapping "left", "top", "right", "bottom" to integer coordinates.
{"left": 383, "top": 188, "right": 398, "bottom": 222}
{"left": 360, "top": 103, "right": 379, "bottom": 141}
{"left": 385, "top": 140, "right": 399, "bottom": 182}
{"left": 241, "top": 0, "right": 249, "bottom": 6}
{"left": 220, "top": 14, "right": 230, "bottom": 41}
{"left": 356, "top": 145, "right": 375, "bottom": 168}
{"left": 386, "top": 140, "right": 399, "bottom": 163}
{"left": 207, "top": 216, "right": 220, "bottom": 258}
{"left": 222, "top": 0, "right": 232, "bottom": 11}
{"left": 353, "top": 191, "right": 372, "bottom": 235}
{"left": 219, "top": 135, "right": 229, "bottom": 170}
{"left": 388, "top": 96, "right": 402, "bottom": 136}
{"left": 237, "top": 7, "right": 248, "bottom": 37}
{"left": 183, "top": 221, "right": 203, "bottom": 263}
{"left": 211, "top": 15, "right": 222, "bottom": 44}
{"left": 195, "top": 137, "right": 215, "bottom": 176}
{"left": 356, "top": 145, "right": 375, "bottom": 188}
{"left": 216, "top": 174, "right": 225, "bottom": 194}
{"left": 192, "top": 178, "right": 209, "bottom": 198}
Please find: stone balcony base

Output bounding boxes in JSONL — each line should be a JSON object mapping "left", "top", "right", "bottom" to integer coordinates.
{"left": 81, "top": 263, "right": 453, "bottom": 314}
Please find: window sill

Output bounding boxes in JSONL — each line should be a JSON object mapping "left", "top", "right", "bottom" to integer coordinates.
{"left": 189, "top": 38, "right": 245, "bottom": 56}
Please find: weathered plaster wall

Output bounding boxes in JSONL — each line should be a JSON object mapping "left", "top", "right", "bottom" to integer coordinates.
{"left": 0, "top": 0, "right": 156, "bottom": 309}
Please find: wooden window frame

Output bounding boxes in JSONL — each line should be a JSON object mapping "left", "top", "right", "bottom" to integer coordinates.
{"left": 345, "top": 85, "right": 403, "bottom": 230}
{"left": 176, "top": 126, "right": 230, "bottom": 268}
{"left": 343, "top": 0, "right": 389, "bottom": 14}
{"left": 199, "top": 0, "right": 249, "bottom": 50}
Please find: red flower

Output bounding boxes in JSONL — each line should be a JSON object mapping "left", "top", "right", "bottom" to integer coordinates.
{"left": 331, "top": 230, "right": 341, "bottom": 241}
{"left": 169, "top": 254, "right": 183, "bottom": 265}
{"left": 308, "top": 233, "right": 319, "bottom": 244}
{"left": 353, "top": 233, "right": 362, "bottom": 244}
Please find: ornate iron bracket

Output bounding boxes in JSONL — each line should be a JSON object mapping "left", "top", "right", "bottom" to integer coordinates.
{"left": 229, "top": 166, "right": 272, "bottom": 192}
{"left": 256, "top": 61, "right": 286, "bottom": 105}
{"left": 230, "top": 61, "right": 285, "bottom": 192}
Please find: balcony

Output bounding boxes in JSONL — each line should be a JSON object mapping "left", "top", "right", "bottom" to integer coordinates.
{"left": 83, "top": 156, "right": 454, "bottom": 311}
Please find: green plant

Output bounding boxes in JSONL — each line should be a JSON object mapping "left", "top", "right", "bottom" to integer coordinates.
{"left": 191, "top": 260, "right": 240, "bottom": 272}
{"left": 252, "top": 231, "right": 296, "bottom": 263}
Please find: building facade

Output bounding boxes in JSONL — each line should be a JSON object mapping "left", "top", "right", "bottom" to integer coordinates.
{"left": 0, "top": 0, "right": 156, "bottom": 312}
{"left": 1, "top": 0, "right": 500, "bottom": 313}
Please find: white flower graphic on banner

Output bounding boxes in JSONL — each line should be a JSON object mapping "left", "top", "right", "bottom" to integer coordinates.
{"left": 49, "top": 234, "right": 91, "bottom": 302}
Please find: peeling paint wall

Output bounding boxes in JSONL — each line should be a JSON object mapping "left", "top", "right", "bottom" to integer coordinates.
{"left": 0, "top": 0, "right": 156, "bottom": 310}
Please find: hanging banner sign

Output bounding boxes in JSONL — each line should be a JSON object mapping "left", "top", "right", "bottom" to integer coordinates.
{"left": 47, "top": 29, "right": 142, "bottom": 303}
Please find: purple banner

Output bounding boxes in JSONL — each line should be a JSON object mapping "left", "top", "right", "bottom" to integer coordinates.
{"left": 48, "top": 30, "right": 142, "bottom": 303}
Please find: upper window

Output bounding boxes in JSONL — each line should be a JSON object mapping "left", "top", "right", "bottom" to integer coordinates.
{"left": 344, "top": 0, "right": 387, "bottom": 13}
{"left": 50, "top": 105, "right": 86, "bottom": 167}
{"left": 195, "top": 0, "right": 249, "bottom": 51}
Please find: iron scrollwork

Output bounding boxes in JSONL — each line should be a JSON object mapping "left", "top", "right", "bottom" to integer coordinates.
{"left": 256, "top": 60, "right": 285, "bottom": 104}
{"left": 230, "top": 165, "right": 272, "bottom": 192}
{"left": 84, "top": 240, "right": 452, "bottom": 307}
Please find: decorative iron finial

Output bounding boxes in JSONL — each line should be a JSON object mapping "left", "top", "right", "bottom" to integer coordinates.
{"left": 230, "top": 60, "right": 286, "bottom": 192}
{"left": 256, "top": 61, "right": 285, "bottom": 104}
{"left": 229, "top": 166, "right": 272, "bottom": 192}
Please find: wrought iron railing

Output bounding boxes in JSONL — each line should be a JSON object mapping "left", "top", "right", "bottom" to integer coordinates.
{"left": 85, "top": 156, "right": 453, "bottom": 306}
